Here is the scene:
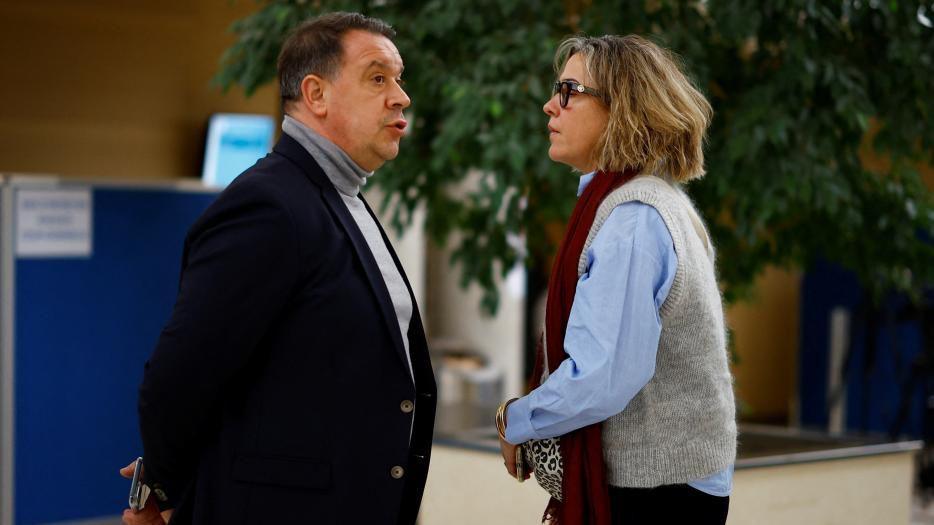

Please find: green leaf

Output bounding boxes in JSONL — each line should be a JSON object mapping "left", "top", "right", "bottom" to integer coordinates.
{"left": 213, "top": 0, "right": 934, "bottom": 313}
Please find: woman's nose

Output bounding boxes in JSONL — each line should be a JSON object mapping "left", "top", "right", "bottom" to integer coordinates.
{"left": 543, "top": 94, "right": 559, "bottom": 116}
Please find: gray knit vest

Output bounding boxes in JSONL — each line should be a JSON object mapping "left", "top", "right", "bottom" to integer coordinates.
{"left": 579, "top": 175, "right": 737, "bottom": 488}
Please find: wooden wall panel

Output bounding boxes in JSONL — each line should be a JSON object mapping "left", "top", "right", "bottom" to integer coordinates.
{"left": 0, "top": 0, "right": 277, "bottom": 179}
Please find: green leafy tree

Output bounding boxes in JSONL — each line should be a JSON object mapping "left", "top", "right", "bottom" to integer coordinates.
{"left": 215, "top": 0, "right": 934, "bottom": 314}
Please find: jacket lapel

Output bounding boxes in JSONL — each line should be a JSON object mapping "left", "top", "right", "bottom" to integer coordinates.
{"left": 273, "top": 135, "right": 413, "bottom": 380}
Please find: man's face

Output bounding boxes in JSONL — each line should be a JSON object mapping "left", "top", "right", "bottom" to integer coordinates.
{"left": 323, "top": 30, "right": 410, "bottom": 171}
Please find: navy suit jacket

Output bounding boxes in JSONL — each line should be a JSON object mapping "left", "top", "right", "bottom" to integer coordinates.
{"left": 138, "top": 133, "right": 437, "bottom": 525}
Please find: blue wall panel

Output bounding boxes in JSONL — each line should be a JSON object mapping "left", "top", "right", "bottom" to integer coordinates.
{"left": 14, "top": 186, "right": 216, "bottom": 524}
{"left": 799, "top": 261, "right": 926, "bottom": 438}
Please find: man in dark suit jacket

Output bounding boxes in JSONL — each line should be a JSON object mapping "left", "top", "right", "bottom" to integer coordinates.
{"left": 121, "top": 12, "right": 436, "bottom": 525}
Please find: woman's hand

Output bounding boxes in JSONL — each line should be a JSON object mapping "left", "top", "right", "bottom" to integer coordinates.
{"left": 497, "top": 403, "right": 531, "bottom": 481}
{"left": 499, "top": 437, "right": 532, "bottom": 481}
{"left": 494, "top": 398, "right": 530, "bottom": 481}
{"left": 499, "top": 435, "right": 521, "bottom": 478}
{"left": 119, "top": 461, "right": 173, "bottom": 525}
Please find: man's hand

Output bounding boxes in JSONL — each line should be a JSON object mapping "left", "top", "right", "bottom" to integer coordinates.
{"left": 120, "top": 461, "right": 173, "bottom": 525}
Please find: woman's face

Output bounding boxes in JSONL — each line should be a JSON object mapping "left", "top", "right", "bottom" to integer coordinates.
{"left": 543, "top": 54, "right": 610, "bottom": 173}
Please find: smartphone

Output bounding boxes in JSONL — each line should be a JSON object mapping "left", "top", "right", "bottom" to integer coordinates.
{"left": 515, "top": 446, "right": 526, "bottom": 482}
{"left": 128, "top": 457, "right": 151, "bottom": 511}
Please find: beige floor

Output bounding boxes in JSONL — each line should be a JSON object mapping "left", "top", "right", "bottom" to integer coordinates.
{"left": 913, "top": 490, "right": 934, "bottom": 524}
{"left": 424, "top": 443, "right": 920, "bottom": 525}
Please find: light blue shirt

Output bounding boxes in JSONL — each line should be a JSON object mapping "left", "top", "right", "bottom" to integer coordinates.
{"left": 505, "top": 172, "right": 733, "bottom": 497}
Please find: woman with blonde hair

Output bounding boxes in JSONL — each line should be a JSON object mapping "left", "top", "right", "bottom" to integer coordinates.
{"left": 496, "top": 35, "right": 736, "bottom": 524}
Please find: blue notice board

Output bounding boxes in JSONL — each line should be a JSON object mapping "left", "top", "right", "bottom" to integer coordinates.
{"left": 8, "top": 181, "right": 217, "bottom": 524}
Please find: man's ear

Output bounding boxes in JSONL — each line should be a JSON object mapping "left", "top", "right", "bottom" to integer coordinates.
{"left": 300, "top": 74, "right": 328, "bottom": 117}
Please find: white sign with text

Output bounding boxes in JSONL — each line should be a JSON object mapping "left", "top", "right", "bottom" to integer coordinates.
{"left": 16, "top": 188, "right": 93, "bottom": 257}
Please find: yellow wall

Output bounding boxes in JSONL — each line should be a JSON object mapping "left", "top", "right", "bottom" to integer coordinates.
{"left": 859, "top": 120, "right": 934, "bottom": 190}
{"left": 727, "top": 268, "right": 801, "bottom": 423}
{"left": 0, "top": 0, "right": 278, "bottom": 180}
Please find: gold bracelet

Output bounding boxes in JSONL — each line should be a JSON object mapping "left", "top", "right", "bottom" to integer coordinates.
{"left": 495, "top": 404, "right": 506, "bottom": 439}
{"left": 495, "top": 398, "right": 519, "bottom": 440}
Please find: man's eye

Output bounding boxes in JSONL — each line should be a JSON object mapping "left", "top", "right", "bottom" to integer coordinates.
{"left": 374, "top": 75, "right": 385, "bottom": 84}
{"left": 396, "top": 78, "right": 406, "bottom": 87}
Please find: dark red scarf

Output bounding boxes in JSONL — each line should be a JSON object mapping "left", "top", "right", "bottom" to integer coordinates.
{"left": 531, "top": 169, "right": 636, "bottom": 525}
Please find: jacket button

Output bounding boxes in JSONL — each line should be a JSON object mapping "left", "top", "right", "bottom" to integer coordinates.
{"left": 400, "top": 400, "right": 414, "bottom": 413}
{"left": 391, "top": 466, "right": 405, "bottom": 479}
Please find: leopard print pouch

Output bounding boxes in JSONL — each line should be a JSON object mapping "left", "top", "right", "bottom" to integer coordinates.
{"left": 527, "top": 330, "right": 564, "bottom": 501}
{"left": 524, "top": 437, "right": 563, "bottom": 501}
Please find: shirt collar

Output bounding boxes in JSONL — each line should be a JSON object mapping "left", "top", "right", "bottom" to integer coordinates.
{"left": 577, "top": 171, "right": 597, "bottom": 197}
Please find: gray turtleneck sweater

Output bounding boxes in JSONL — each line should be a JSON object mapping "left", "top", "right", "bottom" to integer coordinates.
{"left": 282, "top": 115, "right": 414, "bottom": 381}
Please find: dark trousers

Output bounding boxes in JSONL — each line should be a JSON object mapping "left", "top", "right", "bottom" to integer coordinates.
{"left": 609, "top": 484, "right": 729, "bottom": 525}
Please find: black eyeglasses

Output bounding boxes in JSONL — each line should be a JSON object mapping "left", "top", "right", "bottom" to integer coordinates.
{"left": 553, "top": 80, "right": 606, "bottom": 108}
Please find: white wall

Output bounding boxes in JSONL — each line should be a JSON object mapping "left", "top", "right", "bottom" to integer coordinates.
{"left": 426, "top": 236, "right": 526, "bottom": 400}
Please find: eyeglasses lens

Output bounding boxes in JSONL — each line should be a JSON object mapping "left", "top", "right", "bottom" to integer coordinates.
{"left": 553, "top": 81, "right": 574, "bottom": 108}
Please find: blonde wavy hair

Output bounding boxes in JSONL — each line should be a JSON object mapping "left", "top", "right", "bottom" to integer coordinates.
{"left": 555, "top": 34, "right": 712, "bottom": 182}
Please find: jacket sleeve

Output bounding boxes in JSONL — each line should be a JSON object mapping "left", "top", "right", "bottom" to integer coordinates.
{"left": 137, "top": 180, "right": 301, "bottom": 509}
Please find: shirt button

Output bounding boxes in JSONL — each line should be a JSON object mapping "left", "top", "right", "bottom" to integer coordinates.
{"left": 391, "top": 466, "right": 405, "bottom": 479}
{"left": 400, "top": 400, "right": 414, "bottom": 413}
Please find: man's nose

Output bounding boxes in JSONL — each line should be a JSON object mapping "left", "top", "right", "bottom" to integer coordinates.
{"left": 389, "top": 81, "right": 411, "bottom": 109}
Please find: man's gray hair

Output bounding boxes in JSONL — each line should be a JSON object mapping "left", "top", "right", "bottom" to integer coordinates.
{"left": 277, "top": 12, "right": 395, "bottom": 106}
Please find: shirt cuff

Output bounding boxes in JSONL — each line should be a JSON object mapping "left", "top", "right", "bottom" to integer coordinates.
{"left": 504, "top": 395, "right": 537, "bottom": 445}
